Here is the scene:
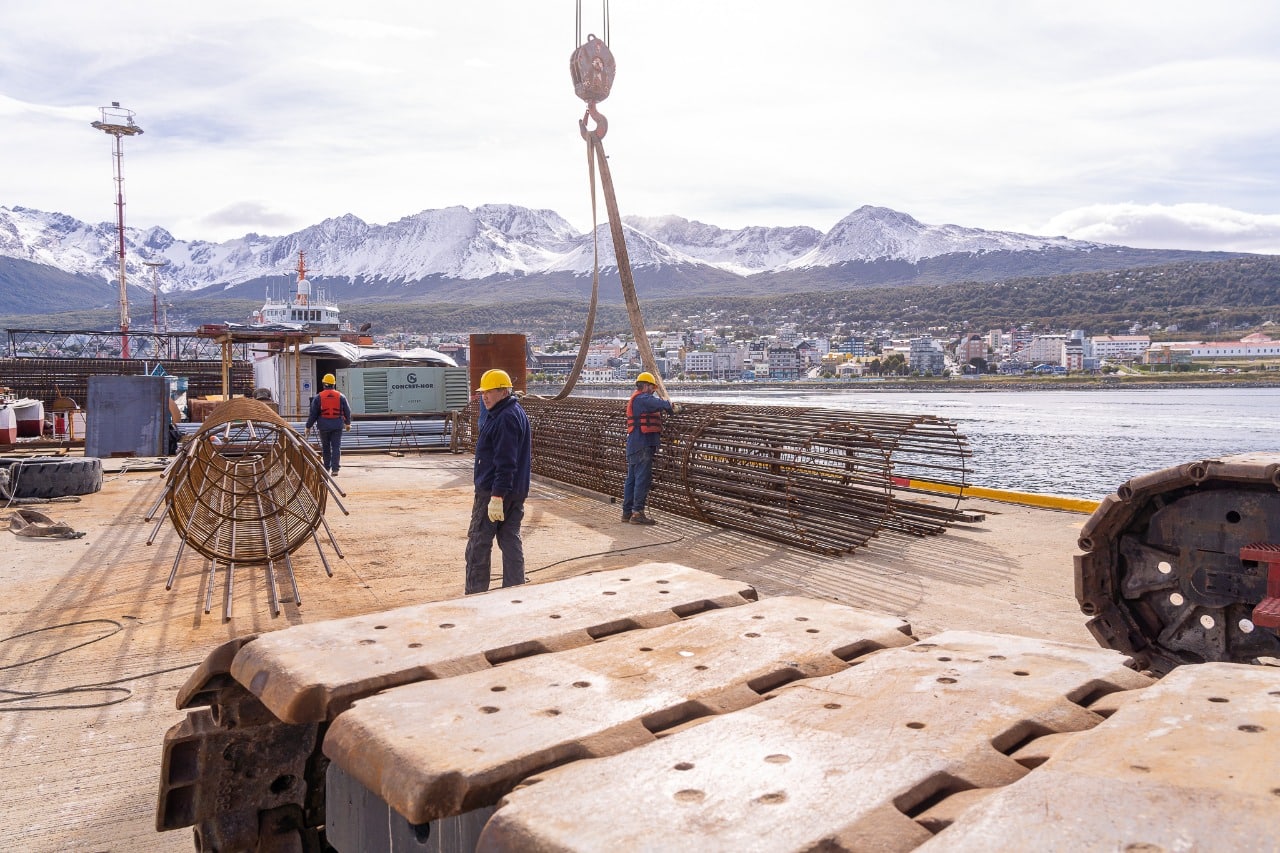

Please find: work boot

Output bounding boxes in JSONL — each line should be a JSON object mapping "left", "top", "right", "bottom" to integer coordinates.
{"left": 630, "top": 511, "right": 656, "bottom": 525}
{"left": 621, "top": 512, "right": 632, "bottom": 522}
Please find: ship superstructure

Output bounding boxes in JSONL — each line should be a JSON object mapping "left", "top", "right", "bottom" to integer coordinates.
{"left": 253, "top": 251, "right": 346, "bottom": 332}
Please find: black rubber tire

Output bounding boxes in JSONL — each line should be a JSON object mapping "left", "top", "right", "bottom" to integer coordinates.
{"left": 6, "top": 457, "right": 104, "bottom": 499}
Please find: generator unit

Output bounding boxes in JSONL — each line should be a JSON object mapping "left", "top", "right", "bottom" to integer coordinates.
{"left": 337, "top": 367, "right": 470, "bottom": 415}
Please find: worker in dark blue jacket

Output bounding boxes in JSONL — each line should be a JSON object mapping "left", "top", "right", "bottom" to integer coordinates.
{"left": 305, "top": 373, "right": 351, "bottom": 475}
{"left": 465, "top": 369, "right": 532, "bottom": 594}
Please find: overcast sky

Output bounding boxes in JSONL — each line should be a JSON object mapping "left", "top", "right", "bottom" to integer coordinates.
{"left": 3, "top": 1, "right": 1279, "bottom": 254}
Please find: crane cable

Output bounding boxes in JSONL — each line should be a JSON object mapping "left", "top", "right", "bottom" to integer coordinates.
{"left": 574, "top": 0, "right": 611, "bottom": 55}
{"left": 556, "top": 7, "right": 669, "bottom": 402}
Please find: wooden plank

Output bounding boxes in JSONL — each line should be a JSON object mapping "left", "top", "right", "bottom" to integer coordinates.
{"left": 229, "top": 563, "right": 758, "bottom": 723}
{"left": 476, "top": 631, "right": 1152, "bottom": 852}
{"left": 323, "top": 596, "right": 913, "bottom": 825}
{"left": 918, "top": 662, "right": 1280, "bottom": 851}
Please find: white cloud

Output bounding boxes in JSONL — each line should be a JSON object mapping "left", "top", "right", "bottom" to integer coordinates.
{"left": 1040, "top": 203, "right": 1280, "bottom": 255}
{"left": 2, "top": 1, "right": 1279, "bottom": 246}
{"left": 199, "top": 202, "right": 305, "bottom": 236}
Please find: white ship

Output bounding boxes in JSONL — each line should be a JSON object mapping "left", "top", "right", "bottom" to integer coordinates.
{"left": 251, "top": 251, "right": 348, "bottom": 332}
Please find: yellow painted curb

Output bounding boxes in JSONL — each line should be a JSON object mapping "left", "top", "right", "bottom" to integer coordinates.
{"left": 904, "top": 479, "right": 1100, "bottom": 514}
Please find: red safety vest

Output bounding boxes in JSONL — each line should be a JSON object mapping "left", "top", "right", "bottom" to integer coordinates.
{"left": 319, "top": 388, "right": 343, "bottom": 419}
{"left": 626, "top": 391, "right": 663, "bottom": 434}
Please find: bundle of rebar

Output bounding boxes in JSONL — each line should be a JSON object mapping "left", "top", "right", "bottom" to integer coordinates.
{"left": 0, "top": 357, "right": 252, "bottom": 405}
{"left": 469, "top": 397, "right": 970, "bottom": 555}
{"left": 146, "top": 397, "right": 347, "bottom": 620}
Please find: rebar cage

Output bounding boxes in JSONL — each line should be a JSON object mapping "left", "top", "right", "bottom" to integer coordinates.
{"left": 167, "top": 398, "right": 329, "bottom": 563}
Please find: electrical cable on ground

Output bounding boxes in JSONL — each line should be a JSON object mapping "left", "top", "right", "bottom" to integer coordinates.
{"left": 526, "top": 532, "right": 686, "bottom": 576}
{"left": 0, "top": 618, "right": 199, "bottom": 712}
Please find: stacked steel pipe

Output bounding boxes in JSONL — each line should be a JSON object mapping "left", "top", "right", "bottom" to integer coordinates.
{"left": 469, "top": 397, "right": 970, "bottom": 555}
{"left": 146, "top": 397, "right": 347, "bottom": 619}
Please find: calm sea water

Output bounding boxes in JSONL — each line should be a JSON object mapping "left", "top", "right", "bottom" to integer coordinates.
{"left": 664, "top": 386, "right": 1280, "bottom": 500}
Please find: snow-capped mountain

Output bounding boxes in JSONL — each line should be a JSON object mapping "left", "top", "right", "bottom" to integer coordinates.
{"left": 622, "top": 215, "right": 823, "bottom": 275}
{"left": 0, "top": 201, "right": 1117, "bottom": 296}
{"left": 785, "top": 206, "right": 1104, "bottom": 267}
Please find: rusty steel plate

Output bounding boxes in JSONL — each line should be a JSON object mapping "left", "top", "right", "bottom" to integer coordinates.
{"left": 917, "top": 662, "right": 1280, "bottom": 851}
{"left": 323, "top": 597, "right": 913, "bottom": 825}
{"left": 229, "top": 563, "right": 757, "bottom": 723}
{"left": 475, "top": 631, "right": 1152, "bottom": 852}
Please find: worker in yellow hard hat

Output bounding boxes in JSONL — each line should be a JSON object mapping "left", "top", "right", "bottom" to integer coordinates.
{"left": 465, "top": 368, "right": 532, "bottom": 594}
{"left": 622, "top": 370, "right": 677, "bottom": 525}
{"left": 305, "top": 372, "right": 351, "bottom": 476}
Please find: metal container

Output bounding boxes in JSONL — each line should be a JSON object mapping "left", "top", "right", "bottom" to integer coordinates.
{"left": 468, "top": 334, "right": 527, "bottom": 394}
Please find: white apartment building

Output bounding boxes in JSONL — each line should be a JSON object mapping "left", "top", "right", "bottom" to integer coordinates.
{"left": 776, "top": 324, "right": 802, "bottom": 346}
{"left": 1091, "top": 335, "right": 1152, "bottom": 362}
{"left": 908, "top": 337, "right": 946, "bottom": 375}
{"left": 1165, "top": 339, "right": 1280, "bottom": 359}
{"left": 1028, "top": 334, "right": 1067, "bottom": 364}
{"left": 684, "top": 349, "right": 743, "bottom": 379}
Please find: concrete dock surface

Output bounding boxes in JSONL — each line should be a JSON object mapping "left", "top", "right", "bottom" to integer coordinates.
{"left": 0, "top": 452, "right": 1160, "bottom": 850}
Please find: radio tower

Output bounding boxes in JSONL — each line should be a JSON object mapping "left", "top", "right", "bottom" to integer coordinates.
{"left": 143, "top": 259, "right": 169, "bottom": 333}
{"left": 91, "top": 102, "right": 144, "bottom": 358}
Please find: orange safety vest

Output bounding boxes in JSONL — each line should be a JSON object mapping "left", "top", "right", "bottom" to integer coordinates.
{"left": 319, "top": 388, "right": 343, "bottom": 419}
{"left": 626, "top": 390, "right": 663, "bottom": 435}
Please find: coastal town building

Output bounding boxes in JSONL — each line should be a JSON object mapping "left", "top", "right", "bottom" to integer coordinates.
{"left": 836, "top": 338, "right": 868, "bottom": 357}
{"left": 1161, "top": 338, "right": 1280, "bottom": 360}
{"left": 766, "top": 346, "right": 800, "bottom": 380}
{"left": 1091, "top": 334, "right": 1152, "bottom": 363}
{"left": 1143, "top": 345, "right": 1194, "bottom": 367}
{"left": 908, "top": 336, "right": 946, "bottom": 375}
{"left": 956, "top": 334, "right": 986, "bottom": 365}
{"left": 1063, "top": 339, "right": 1085, "bottom": 371}
{"left": 1025, "top": 334, "right": 1067, "bottom": 365}
{"left": 684, "top": 349, "right": 743, "bottom": 380}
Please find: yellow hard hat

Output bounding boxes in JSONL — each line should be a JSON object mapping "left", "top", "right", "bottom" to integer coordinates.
{"left": 476, "top": 368, "right": 513, "bottom": 392}
{"left": 322, "top": 373, "right": 337, "bottom": 385}
{"left": 636, "top": 371, "right": 657, "bottom": 385}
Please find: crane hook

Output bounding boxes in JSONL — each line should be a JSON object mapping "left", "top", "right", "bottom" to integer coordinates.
{"left": 580, "top": 103, "right": 608, "bottom": 141}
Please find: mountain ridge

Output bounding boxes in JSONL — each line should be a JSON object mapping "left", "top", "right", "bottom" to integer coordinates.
{"left": 0, "top": 202, "right": 1260, "bottom": 317}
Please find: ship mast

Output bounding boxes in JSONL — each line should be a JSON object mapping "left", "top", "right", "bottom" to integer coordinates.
{"left": 293, "top": 251, "right": 311, "bottom": 307}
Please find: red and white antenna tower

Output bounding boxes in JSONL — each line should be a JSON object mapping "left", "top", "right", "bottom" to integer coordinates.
{"left": 91, "top": 102, "right": 144, "bottom": 358}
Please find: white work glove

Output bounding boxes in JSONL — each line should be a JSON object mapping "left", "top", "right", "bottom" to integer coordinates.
{"left": 670, "top": 402, "right": 683, "bottom": 415}
{"left": 344, "top": 422, "right": 351, "bottom": 432}
{"left": 487, "top": 496, "right": 505, "bottom": 522}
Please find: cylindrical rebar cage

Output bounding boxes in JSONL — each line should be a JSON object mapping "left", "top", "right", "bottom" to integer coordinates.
{"left": 166, "top": 398, "right": 329, "bottom": 564}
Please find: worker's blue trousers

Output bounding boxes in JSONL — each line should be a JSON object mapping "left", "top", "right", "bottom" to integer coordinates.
{"left": 622, "top": 445, "right": 656, "bottom": 516}
{"left": 318, "top": 428, "right": 343, "bottom": 473}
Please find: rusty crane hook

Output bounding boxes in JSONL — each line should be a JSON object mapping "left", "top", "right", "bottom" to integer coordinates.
{"left": 571, "top": 33, "right": 615, "bottom": 140}
{"left": 579, "top": 103, "right": 608, "bottom": 141}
